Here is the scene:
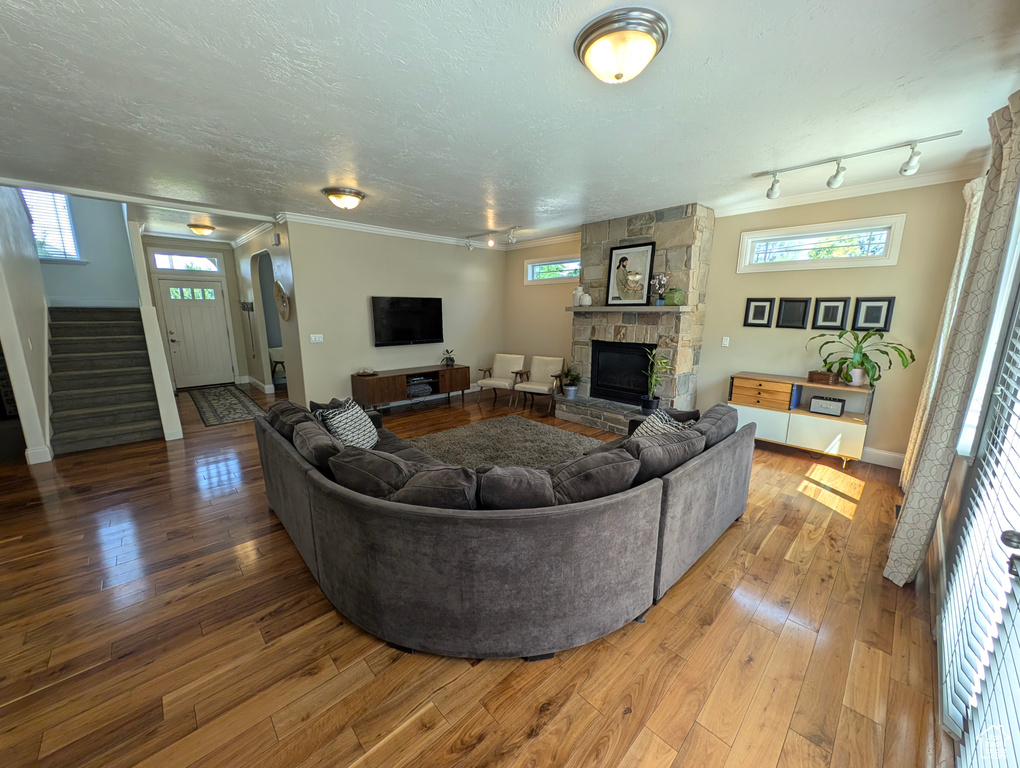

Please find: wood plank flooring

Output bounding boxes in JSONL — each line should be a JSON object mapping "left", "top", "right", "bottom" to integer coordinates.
{"left": 0, "top": 388, "right": 953, "bottom": 767}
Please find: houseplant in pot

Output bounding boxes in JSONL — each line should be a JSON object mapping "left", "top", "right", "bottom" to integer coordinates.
{"left": 650, "top": 274, "right": 669, "bottom": 306}
{"left": 642, "top": 349, "right": 671, "bottom": 413}
{"left": 807, "top": 329, "right": 915, "bottom": 386}
{"left": 441, "top": 348, "right": 456, "bottom": 366}
{"left": 562, "top": 367, "right": 582, "bottom": 399}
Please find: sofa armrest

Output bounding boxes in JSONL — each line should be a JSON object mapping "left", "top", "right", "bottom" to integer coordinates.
{"left": 627, "top": 408, "right": 700, "bottom": 435}
{"left": 366, "top": 409, "right": 383, "bottom": 429}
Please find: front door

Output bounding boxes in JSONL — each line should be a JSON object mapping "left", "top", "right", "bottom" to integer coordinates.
{"left": 157, "top": 279, "right": 234, "bottom": 388}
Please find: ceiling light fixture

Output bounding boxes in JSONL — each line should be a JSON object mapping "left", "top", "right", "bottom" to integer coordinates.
{"left": 899, "top": 144, "right": 922, "bottom": 176}
{"left": 487, "top": 236, "right": 496, "bottom": 248}
{"left": 826, "top": 161, "right": 846, "bottom": 189}
{"left": 188, "top": 224, "right": 215, "bottom": 236}
{"left": 322, "top": 187, "right": 365, "bottom": 210}
{"left": 766, "top": 174, "right": 781, "bottom": 200}
{"left": 574, "top": 8, "right": 668, "bottom": 84}
{"left": 507, "top": 228, "right": 518, "bottom": 245}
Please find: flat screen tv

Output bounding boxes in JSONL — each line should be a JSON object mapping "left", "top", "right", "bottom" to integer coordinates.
{"left": 371, "top": 296, "right": 444, "bottom": 347}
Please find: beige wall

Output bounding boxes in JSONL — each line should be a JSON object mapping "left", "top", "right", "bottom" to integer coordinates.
{"left": 285, "top": 222, "right": 506, "bottom": 405}
{"left": 503, "top": 237, "right": 579, "bottom": 365}
{"left": 698, "top": 181, "right": 967, "bottom": 457}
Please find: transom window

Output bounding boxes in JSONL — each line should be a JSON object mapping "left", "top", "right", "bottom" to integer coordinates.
{"left": 19, "top": 189, "right": 79, "bottom": 260}
{"left": 525, "top": 257, "right": 581, "bottom": 284}
{"left": 153, "top": 253, "right": 220, "bottom": 272}
{"left": 737, "top": 214, "right": 905, "bottom": 273}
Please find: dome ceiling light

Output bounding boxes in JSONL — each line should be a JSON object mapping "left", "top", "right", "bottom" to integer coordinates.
{"left": 322, "top": 187, "right": 365, "bottom": 210}
{"left": 187, "top": 224, "right": 215, "bottom": 236}
{"left": 574, "top": 8, "right": 669, "bottom": 84}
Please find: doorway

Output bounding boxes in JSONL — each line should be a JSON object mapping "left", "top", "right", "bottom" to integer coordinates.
{"left": 0, "top": 339, "right": 26, "bottom": 464}
{"left": 156, "top": 278, "right": 234, "bottom": 388}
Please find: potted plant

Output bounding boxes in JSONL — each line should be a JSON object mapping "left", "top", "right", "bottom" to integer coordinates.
{"left": 441, "top": 348, "right": 456, "bottom": 366}
{"left": 562, "top": 367, "right": 582, "bottom": 399}
{"left": 642, "top": 349, "right": 671, "bottom": 413}
{"left": 807, "top": 329, "right": 915, "bottom": 387}
{"left": 649, "top": 274, "right": 669, "bottom": 306}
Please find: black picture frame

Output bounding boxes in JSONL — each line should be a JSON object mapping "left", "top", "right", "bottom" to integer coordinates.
{"left": 852, "top": 297, "right": 895, "bottom": 332}
{"left": 743, "top": 298, "right": 775, "bottom": 327}
{"left": 607, "top": 242, "right": 656, "bottom": 306}
{"left": 776, "top": 298, "right": 812, "bottom": 329}
{"left": 812, "top": 297, "right": 851, "bottom": 330}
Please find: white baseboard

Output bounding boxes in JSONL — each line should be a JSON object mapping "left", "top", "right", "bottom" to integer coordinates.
{"left": 234, "top": 376, "right": 250, "bottom": 385}
{"left": 25, "top": 445, "right": 53, "bottom": 464}
{"left": 861, "top": 447, "right": 905, "bottom": 469}
{"left": 246, "top": 377, "right": 275, "bottom": 394}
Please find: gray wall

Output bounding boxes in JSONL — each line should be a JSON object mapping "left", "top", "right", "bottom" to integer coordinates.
{"left": 258, "top": 251, "right": 282, "bottom": 349}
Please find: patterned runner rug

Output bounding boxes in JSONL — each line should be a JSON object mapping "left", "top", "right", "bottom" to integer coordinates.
{"left": 188, "top": 385, "right": 266, "bottom": 427}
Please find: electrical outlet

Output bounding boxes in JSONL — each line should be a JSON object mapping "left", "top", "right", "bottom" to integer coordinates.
{"left": 721, "top": 336, "right": 730, "bottom": 347}
{"left": 310, "top": 334, "right": 324, "bottom": 344}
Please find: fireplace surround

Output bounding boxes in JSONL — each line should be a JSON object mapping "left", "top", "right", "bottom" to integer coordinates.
{"left": 590, "top": 340, "right": 655, "bottom": 405}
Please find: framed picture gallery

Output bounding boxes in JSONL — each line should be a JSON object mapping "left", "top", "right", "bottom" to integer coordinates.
{"left": 775, "top": 298, "right": 812, "bottom": 329}
{"left": 744, "top": 298, "right": 775, "bottom": 327}
{"left": 852, "top": 297, "right": 895, "bottom": 332}
{"left": 607, "top": 242, "right": 655, "bottom": 306}
{"left": 812, "top": 297, "right": 851, "bottom": 330}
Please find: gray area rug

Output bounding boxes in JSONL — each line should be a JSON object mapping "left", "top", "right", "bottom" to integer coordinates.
{"left": 188, "top": 385, "right": 266, "bottom": 427}
{"left": 407, "top": 415, "right": 604, "bottom": 468}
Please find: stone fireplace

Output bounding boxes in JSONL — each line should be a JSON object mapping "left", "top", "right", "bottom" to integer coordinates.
{"left": 590, "top": 340, "right": 655, "bottom": 406}
{"left": 556, "top": 203, "right": 714, "bottom": 434}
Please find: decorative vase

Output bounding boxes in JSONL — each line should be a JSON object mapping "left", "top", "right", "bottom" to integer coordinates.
{"left": 654, "top": 298, "right": 665, "bottom": 306}
{"left": 640, "top": 395, "right": 660, "bottom": 415}
{"left": 572, "top": 286, "right": 585, "bottom": 307}
{"left": 579, "top": 293, "right": 593, "bottom": 306}
{"left": 664, "top": 288, "right": 686, "bottom": 307}
{"left": 849, "top": 367, "right": 869, "bottom": 387}
{"left": 563, "top": 385, "right": 579, "bottom": 400}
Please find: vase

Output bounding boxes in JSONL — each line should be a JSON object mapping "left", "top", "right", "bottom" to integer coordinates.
{"left": 579, "top": 293, "right": 592, "bottom": 306}
{"left": 563, "top": 385, "right": 579, "bottom": 400}
{"left": 640, "top": 395, "right": 659, "bottom": 415}
{"left": 849, "top": 367, "right": 869, "bottom": 387}
{"left": 571, "top": 286, "right": 585, "bottom": 307}
{"left": 664, "top": 288, "right": 686, "bottom": 306}
{"left": 654, "top": 298, "right": 665, "bottom": 306}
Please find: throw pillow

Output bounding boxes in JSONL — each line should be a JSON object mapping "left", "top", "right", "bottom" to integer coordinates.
{"left": 309, "top": 397, "right": 346, "bottom": 412}
{"left": 624, "top": 430, "right": 706, "bottom": 485}
{"left": 390, "top": 466, "right": 478, "bottom": 510}
{"left": 632, "top": 408, "right": 696, "bottom": 438}
{"left": 316, "top": 400, "right": 379, "bottom": 450}
{"left": 328, "top": 447, "right": 418, "bottom": 497}
{"left": 546, "top": 449, "right": 640, "bottom": 505}
{"left": 291, "top": 421, "right": 344, "bottom": 477}
{"left": 692, "top": 403, "right": 739, "bottom": 449}
{"left": 478, "top": 466, "right": 555, "bottom": 510}
{"left": 267, "top": 400, "right": 316, "bottom": 440}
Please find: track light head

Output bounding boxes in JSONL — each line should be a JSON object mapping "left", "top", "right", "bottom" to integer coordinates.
{"left": 487, "top": 236, "right": 495, "bottom": 248}
{"left": 507, "top": 228, "right": 518, "bottom": 245}
{"left": 826, "top": 162, "right": 846, "bottom": 189}
{"left": 899, "top": 145, "right": 921, "bottom": 176}
{"left": 766, "top": 173, "right": 781, "bottom": 200}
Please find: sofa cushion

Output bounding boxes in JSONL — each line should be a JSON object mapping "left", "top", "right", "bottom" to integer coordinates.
{"left": 390, "top": 466, "right": 478, "bottom": 509}
{"left": 632, "top": 408, "right": 697, "bottom": 438}
{"left": 267, "top": 400, "right": 316, "bottom": 440}
{"left": 624, "top": 430, "right": 706, "bottom": 485}
{"left": 391, "top": 447, "right": 445, "bottom": 467}
{"left": 316, "top": 399, "right": 379, "bottom": 449}
{"left": 374, "top": 428, "right": 411, "bottom": 454}
{"left": 328, "top": 447, "right": 418, "bottom": 498}
{"left": 693, "top": 403, "right": 739, "bottom": 448}
{"left": 292, "top": 421, "right": 344, "bottom": 476}
{"left": 478, "top": 466, "right": 556, "bottom": 510}
{"left": 546, "top": 449, "right": 640, "bottom": 505}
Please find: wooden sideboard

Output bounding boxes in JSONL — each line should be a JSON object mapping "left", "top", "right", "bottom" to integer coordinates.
{"left": 728, "top": 370, "right": 875, "bottom": 466}
{"left": 351, "top": 364, "right": 471, "bottom": 409}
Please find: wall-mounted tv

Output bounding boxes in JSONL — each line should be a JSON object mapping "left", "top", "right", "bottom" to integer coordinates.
{"left": 371, "top": 296, "right": 444, "bottom": 347}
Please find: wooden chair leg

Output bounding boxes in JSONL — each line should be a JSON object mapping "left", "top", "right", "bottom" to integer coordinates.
{"left": 492, "top": 388, "right": 498, "bottom": 406}
{"left": 546, "top": 394, "right": 554, "bottom": 415}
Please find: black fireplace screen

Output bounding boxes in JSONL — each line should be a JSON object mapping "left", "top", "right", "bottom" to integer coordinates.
{"left": 590, "top": 340, "right": 657, "bottom": 405}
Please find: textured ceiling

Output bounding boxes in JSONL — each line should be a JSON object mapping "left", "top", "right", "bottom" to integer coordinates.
{"left": 0, "top": 0, "right": 1018, "bottom": 241}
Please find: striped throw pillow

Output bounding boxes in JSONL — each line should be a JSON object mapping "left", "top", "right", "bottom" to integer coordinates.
{"left": 632, "top": 409, "right": 695, "bottom": 438}
{"left": 315, "top": 398, "right": 379, "bottom": 450}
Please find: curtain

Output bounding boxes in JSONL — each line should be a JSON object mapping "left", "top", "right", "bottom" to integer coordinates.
{"left": 885, "top": 90, "right": 1020, "bottom": 586}
{"left": 900, "top": 178, "right": 985, "bottom": 491}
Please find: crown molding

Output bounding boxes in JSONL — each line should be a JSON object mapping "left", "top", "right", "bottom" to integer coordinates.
{"left": 231, "top": 222, "right": 275, "bottom": 249}
{"left": 507, "top": 232, "right": 581, "bottom": 251}
{"left": 277, "top": 212, "right": 509, "bottom": 250}
{"left": 710, "top": 164, "right": 986, "bottom": 218}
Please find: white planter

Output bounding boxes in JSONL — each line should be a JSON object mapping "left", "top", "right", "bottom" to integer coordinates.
{"left": 849, "top": 367, "right": 869, "bottom": 387}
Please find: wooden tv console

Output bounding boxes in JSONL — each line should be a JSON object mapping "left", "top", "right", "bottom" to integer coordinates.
{"left": 351, "top": 364, "right": 470, "bottom": 409}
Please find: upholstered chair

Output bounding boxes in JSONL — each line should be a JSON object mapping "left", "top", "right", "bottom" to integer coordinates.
{"left": 477, "top": 354, "right": 526, "bottom": 405}
{"left": 511, "top": 356, "right": 564, "bottom": 414}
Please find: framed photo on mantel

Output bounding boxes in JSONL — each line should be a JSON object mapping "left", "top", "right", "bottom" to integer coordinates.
{"left": 607, "top": 242, "right": 655, "bottom": 305}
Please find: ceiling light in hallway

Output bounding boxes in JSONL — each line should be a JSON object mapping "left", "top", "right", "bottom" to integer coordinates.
{"left": 574, "top": 8, "right": 668, "bottom": 84}
{"left": 323, "top": 187, "right": 366, "bottom": 210}
{"left": 188, "top": 224, "right": 215, "bottom": 236}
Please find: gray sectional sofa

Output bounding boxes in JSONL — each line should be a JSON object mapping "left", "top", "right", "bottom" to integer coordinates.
{"left": 254, "top": 403, "right": 755, "bottom": 659}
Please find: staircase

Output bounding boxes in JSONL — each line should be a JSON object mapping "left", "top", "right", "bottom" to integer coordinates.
{"left": 49, "top": 307, "right": 164, "bottom": 455}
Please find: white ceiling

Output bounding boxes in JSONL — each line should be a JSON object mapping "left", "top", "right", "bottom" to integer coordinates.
{"left": 0, "top": 0, "right": 1017, "bottom": 242}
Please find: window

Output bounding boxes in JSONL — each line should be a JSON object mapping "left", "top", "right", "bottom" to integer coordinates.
{"left": 737, "top": 214, "right": 905, "bottom": 273}
{"left": 153, "top": 253, "right": 220, "bottom": 272}
{"left": 525, "top": 257, "right": 581, "bottom": 285}
{"left": 19, "top": 189, "right": 79, "bottom": 260}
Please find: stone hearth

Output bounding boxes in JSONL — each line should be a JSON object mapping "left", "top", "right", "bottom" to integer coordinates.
{"left": 554, "top": 395, "right": 645, "bottom": 435}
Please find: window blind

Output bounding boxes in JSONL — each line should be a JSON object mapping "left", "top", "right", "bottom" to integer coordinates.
{"left": 18, "top": 189, "right": 79, "bottom": 260}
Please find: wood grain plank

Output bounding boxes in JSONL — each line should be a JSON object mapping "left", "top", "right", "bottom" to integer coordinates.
{"left": 831, "top": 706, "right": 884, "bottom": 768}
{"left": 842, "top": 641, "right": 891, "bottom": 725}
{"left": 778, "top": 729, "right": 831, "bottom": 768}
{"left": 671, "top": 724, "right": 729, "bottom": 768}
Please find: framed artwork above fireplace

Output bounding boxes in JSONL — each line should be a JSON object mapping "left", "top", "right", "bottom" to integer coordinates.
{"left": 607, "top": 242, "right": 655, "bottom": 305}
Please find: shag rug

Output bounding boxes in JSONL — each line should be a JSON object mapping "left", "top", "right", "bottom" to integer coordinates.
{"left": 407, "top": 415, "right": 604, "bottom": 468}
{"left": 188, "top": 385, "right": 266, "bottom": 427}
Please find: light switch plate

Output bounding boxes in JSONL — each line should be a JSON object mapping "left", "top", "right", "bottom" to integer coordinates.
{"left": 722, "top": 336, "right": 730, "bottom": 347}
{"left": 310, "top": 334, "right": 324, "bottom": 343}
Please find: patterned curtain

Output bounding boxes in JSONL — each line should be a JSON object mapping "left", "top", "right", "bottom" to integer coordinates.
{"left": 885, "top": 90, "right": 1020, "bottom": 586}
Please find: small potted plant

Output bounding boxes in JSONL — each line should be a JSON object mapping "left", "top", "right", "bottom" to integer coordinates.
{"left": 562, "top": 367, "right": 582, "bottom": 399}
{"left": 441, "top": 348, "right": 456, "bottom": 366}
{"left": 649, "top": 274, "right": 669, "bottom": 306}
{"left": 807, "top": 329, "right": 915, "bottom": 386}
{"left": 642, "top": 349, "right": 671, "bottom": 413}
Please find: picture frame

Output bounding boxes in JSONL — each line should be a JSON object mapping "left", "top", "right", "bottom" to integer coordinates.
{"left": 811, "top": 297, "right": 851, "bottom": 330}
{"left": 743, "top": 298, "right": 775, "bottom": 327}
{"left": 852, "top": 297, "right": 895, "bottom": 332}
{"left": 607, "top": 242, "right": 655, "bottom": 305}
{"left": 776, "top": 298, "right": 812, "bottom": 329}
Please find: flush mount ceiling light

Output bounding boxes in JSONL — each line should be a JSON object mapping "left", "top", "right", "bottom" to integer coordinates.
{"left": 322, "top": 187, "right": 365, "bottom": 210}
{"left": 188, "top": 224, "right": 215, "bottom": 236}
{"left": 574, "top": 7, "right": 668, "bottom": 84}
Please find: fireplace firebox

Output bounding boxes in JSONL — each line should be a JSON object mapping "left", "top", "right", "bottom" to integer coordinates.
{"left": 590, "top": 340, "right": 657, "bottom": 406}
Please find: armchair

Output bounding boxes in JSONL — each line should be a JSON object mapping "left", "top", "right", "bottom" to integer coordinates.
{"left": 477, "top": 353, "right": 526, "bottom": 405}
{"left": 510, "top": 356, "right": 565, "bottom": 414}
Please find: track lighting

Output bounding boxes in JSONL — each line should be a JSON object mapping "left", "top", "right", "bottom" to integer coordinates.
{"left": 826, "top": 161, "right": 846, "bottom": 189}
{"left": 899, "top": 145, "right": 921, "bottom": 176}
{"left": 766, "top": 174, "right": 781, "bottom": 200}
{"left": 507, "top": 228, "right": 518, "bottom": 245}
{"left": 487, "top": 236, "right": 495, "bottom": 248}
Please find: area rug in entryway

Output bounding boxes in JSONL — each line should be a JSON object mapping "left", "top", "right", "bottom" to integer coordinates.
{"left": 407, "top": 415, "right": 605, "bottom": 468}
{"left": 188, "top": 385, "right": 266, "bottom": 427}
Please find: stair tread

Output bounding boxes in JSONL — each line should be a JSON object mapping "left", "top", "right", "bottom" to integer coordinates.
{"left": 51, "top": 366, "right": 152, "bottom": 377}
{"left": 51, "top": 335, "right": 145, "bottom": 341}
{"left": 52, "top": 401, "right": 158, "bottom": 418}
{"left": 51, "top": 382, "right": 155, "bottom": 397}
{"left": 51, "top": 419, "right": 164, "bottom": 442}
{"left": 50, "top": 350, "right": 148, "bottom": 359}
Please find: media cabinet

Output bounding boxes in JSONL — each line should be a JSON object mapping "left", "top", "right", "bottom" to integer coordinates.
{"left": 351, "top": 364, "right": 471, "bottom": 409}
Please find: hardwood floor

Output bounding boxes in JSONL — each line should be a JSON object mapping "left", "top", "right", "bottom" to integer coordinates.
{"left": 0, "top": 388, "right": 953, "bottom": 767}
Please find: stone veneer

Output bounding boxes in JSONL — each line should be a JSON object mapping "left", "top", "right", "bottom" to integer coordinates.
{"left": 570, "top": 203, "right": 714, "bottom": 411}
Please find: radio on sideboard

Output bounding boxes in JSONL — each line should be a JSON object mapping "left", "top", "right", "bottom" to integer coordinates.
{"left": 808, "top": 395, "right": 846, "bottom": 417}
